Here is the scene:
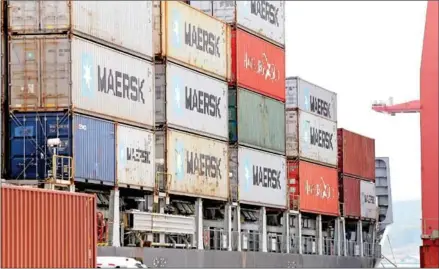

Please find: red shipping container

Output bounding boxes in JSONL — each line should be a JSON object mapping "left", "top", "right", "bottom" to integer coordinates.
{"left": 287, "top": 160, "right": 339, "bottom": 216}
{"left": 339, "top": 175, "right": 361, "bottom": 218}
{"left": 231, "top": 29, "right": 285, "bottom": 101}
{"left": 1, "top": 185, "right": 97, "bottom": 268}
{"left": 337, "top": 128, "right": 376, "bottom": 181}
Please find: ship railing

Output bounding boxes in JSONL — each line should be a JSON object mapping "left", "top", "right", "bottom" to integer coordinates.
{"left": 267, "top": 233, "right": 287, "bottom": 253}
{"left": 203, "top": 228, "right": 228, "bottom": 251}
{"left": 302, "top": 235, "right": 318, "bottom": 255}
{"left": 346, "top": 240, "right": 360, "bottom": 256}
{"left": 363, "top": 242, "right": 374, "bottom": 257}
{"left": 231, "top": 230, "right": 261, "bottom": 252}
{"left": 288, "top": 235, "right": 301, "bottom": 254}
{"left": 374, "top": 243, "right": 382, "bottom": 258}
{"left": 322, "top": 238, "right": 338, "bottom": 256}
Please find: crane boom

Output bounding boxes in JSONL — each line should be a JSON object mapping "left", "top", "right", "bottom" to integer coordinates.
{"left": 372, "top": 100, "right": 420, "bottom": 115}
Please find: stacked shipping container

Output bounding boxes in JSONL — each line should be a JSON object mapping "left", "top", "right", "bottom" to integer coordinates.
{"left": 6, "top": 1, "right": 156, "bottom": 190}
{"left": 188, "top": 1, "right": 287, "bottom": 207}
{"left": 285, "top": 77, "right": 340, "bottom": 216}
{"left": 338, "top": 129, "right": 377, "bottom": 220}
{"left": 153, "top": 1, "right": 230, "bottom": 200}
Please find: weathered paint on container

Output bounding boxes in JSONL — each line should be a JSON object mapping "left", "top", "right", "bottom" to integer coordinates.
{"left": 229, "top": 88, "right": 285, "bottom": 154}
{"left": 360, "top": 180, "right": 377, "bottom": 219}
{"left": 116, "top": 124, "right": 155, "bottom": 189}
{"left": 337, "top": 128, "right": 375, "bottom": 180}
{"left": 231, "top": 29, "right": 285, "bottom": 101}
{"left": 156, "top": 128, "right": 228, "bottom": 200}
{"left": 285, "top": 77, "right": 337, "bottom": 122}
{"left": 155, "top": 62, "right": 228, "bottom": 140}
{"left": 1, "top": 185, "right": 96, "bottom": 268}
{"left": 286, "top": 110, "right": 337, "bottom": 166}
{"left": 8, "top": 35, "right": 154, "bottom": 128}
{"left": 8, "top": 1, "right": 153, "bottom": 60}
{"left": 8, "top": 112, "right": 116, "bottom": 185}
{"left": 340, "top": 175, "right": 361, "bottom": 218}
{"left": 287, "top": 160, "right": 339, "bottom": 216}
{"left": 189, "top": 1, "right": 285, "bottom": 47}
{"left": 229, "top": 146, "right": 286, "bottom": 208}
{"left": 154, "top": 1, "right": 231, "bottom": 80}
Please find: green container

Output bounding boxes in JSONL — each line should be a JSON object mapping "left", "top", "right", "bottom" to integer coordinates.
{"left": 229, "top": 88, "right": 285, "bottom": 154}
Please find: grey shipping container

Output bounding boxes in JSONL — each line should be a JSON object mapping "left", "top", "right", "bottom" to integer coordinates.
{"left": 229, "top": 88, "right": 285, "bottom": 154}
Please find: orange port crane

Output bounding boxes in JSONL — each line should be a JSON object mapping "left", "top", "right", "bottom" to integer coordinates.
{"left": 371, "top": 1, "right": 438, "bottom": 267}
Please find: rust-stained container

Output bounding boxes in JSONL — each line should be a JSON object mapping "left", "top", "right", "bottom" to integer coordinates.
{"left": 1, "top": 185, "right": 97, "bottom": 268}
{"left": 287, "top": 160, "right": 339, "bottom": 216}
{"left": 339, "top": 175, "right": 361, "bottom": 218}
{"left": 8, "top": 1, "right": 154, "bottom": 60}
{"left": 155, "top": 128, "right": 229, "bottom": 200}
{"left": 153, "top": 1, "right": 231, "bottom": 81}
{"left": 231, "top": 29, "right": 285, "bottom": 101}
{"left": 337, "top": 128, "right": 376, "bottom": 181}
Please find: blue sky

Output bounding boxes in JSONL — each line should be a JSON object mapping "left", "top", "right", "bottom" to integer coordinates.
{"left": 286, "top": 1, "right": 428, "bottom": 201}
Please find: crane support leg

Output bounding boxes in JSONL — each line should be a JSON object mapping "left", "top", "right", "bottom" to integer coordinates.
{"left": 420, "top": 244, "right": 439, "bottom": 268}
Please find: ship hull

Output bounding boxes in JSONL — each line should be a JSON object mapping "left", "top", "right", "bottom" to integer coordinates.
{"left": 98, "top": 247, "right": 379, "bottom": 268}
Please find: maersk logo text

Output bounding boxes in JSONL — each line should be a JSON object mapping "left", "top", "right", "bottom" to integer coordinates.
{"left": 185, "top": 87, "right": 221, "bottom": 118}
{"left": 97, "top": 65, "right": 146, "bottom": 104}
{"left": 250, "top": 1, "right": 279, "bottom": 27}
{"left": 186, "top": 151, "right": 222, "bottom": 179}
{"left": 184, "top": 23, "right": 220, "bottom": 58}
{"left": 126, "top": 147, "right": 151, "bottom": 164}
{"left": 309, "top": 127, "right": 333, "bottom": 150}
{"left": 310, "top": 96, "right": 331, "bottom": 118}
{"left": 252, "top": 165, "right": 281, "bottom": 189}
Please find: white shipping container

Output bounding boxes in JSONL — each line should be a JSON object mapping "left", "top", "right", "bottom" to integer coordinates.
{"left": 155, "top": 62, "right": 228, "bottom": 140}
{"left": 360, "top": 180, "right": 378, "bottom": 219}
{"left": 8, "top": 1, "right": 153, "bottom": 60}
{"left": 286, "top": 110, "right": 337, "bottom": 166}
{"left": 230, "top": 146, "right": 286, "bottom": 208}
{"left": 189, "top": 1, "right": 285, "bottom": 46}
{"left": 156, "top": 129, "right": 228, "bottom": 200}
{"left": 117, "top": 125, "right": 155, "bottom": 189}
{"left": 9, "top": 35, "right": 154, "bottom": 128}
{"left": 154, "top": 1, "right": 231, "bottom": 80}
{"left": 285, "top": 77, "right": 338, "bottom": 122}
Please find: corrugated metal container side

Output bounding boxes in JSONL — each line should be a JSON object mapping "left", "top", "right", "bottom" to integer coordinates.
{"left": 156, "top": 128, "right": 228, "bottom": 200}
{"left": 338, "top": 128, "right": 376, "bottom": 180}
{"left": 117, "top": 124, "right": 155, "bottom": 189}
{"left": 154, "top": 1, "right": 231, "bottom": 80}
{"left": 155, "top": 62, "right": 228, "bottom": 140}
{"left": 285, "top": 77, "right": 337, "bottom": 122}
{"left": 8, "top": 35, "right": 155, "bottom": 128}
{"left": 1, "top": 185, "right": 96, "bottom": 268}
{"left": 231, "top": 29, "right": 285, "bottom": 101}
{"left": 8, "top": 1, "right": 154, "bottom": 60}
{"left": 340, "top": 175, "right": 361, "bottom": 218}
{"left": 189, "top": 1, "right": 285, "bottom": 47}
{"left": 360, "top": 179, "right": 377, "bottom": 219}
{"left": 286, "top": 110, "right": 337, "bottom": 166}
{"left": 287, "top": 160, "right": 339, "bottom": 216}
{"left": 229, "top": 146, "right": 286, "bottom": 208}
{"left": 229, "top": 88, "right": 285, "bottom": 154}
{"left": 8, "top": 112, "right": 115, "bottom": 185}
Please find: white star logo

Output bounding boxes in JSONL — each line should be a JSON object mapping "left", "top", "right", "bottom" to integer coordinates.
{"left": 174, "top": 83, "right": 181, "bottom": 108}
{"left": 83, "top": 64, "right": 92, "bottom": 90}
{"left": 173, "top": 20, "right": 179, "bottom": 44}
{"left": 176, "top": 152, "right": 182, "bottom": 173}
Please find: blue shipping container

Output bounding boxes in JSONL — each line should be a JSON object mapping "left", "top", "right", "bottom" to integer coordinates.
{"left": 9, "top": 112, "right": 115, "bottom": 185}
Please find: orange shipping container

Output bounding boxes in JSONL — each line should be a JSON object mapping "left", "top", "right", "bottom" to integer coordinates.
{"left": 231, "top": 29, "right": 285, "bottom": 101}
{"left": 1, "top": 185, "right": 97, "bottom": 268}
{"left": 287, "top": 160, "right": 339, "bottom": 216}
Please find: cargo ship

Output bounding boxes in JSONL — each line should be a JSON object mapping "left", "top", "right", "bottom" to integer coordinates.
{"left": 0, "top": 1, "right": 391, "bottom": 268}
